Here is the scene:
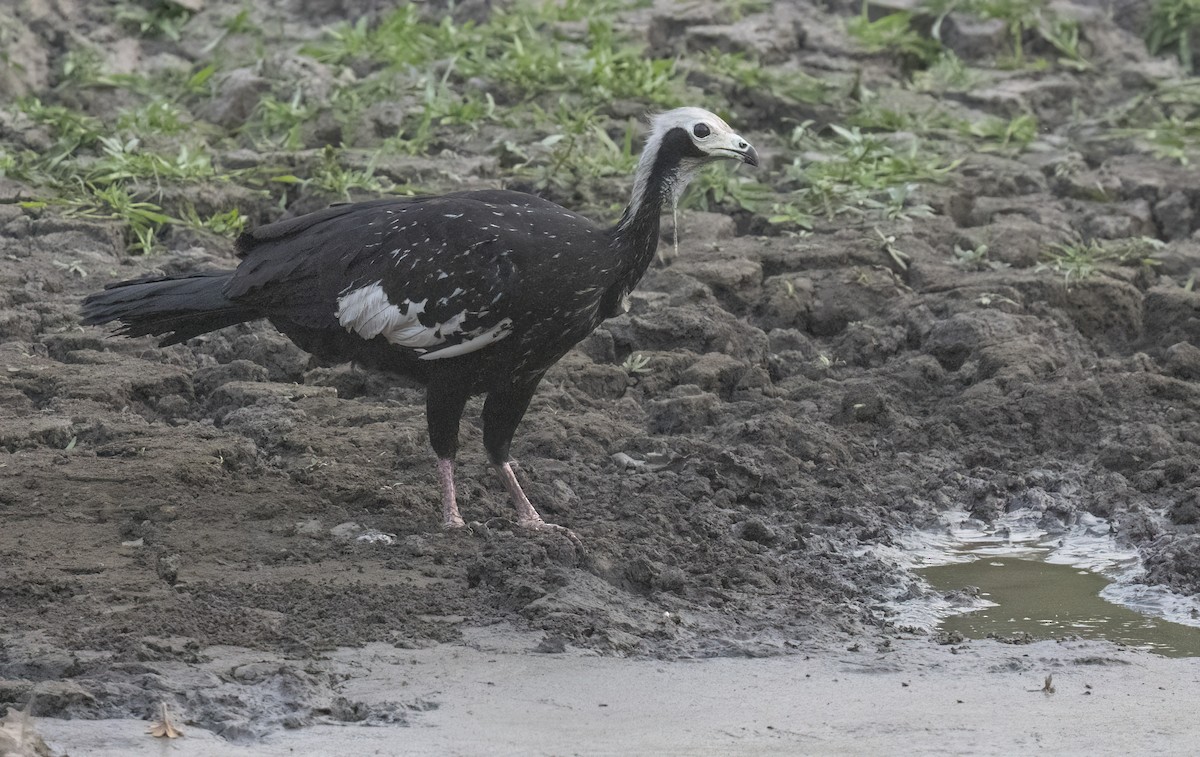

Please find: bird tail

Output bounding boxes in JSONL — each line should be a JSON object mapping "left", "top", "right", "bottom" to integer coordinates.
{"left": 81, "top": 270, "right": 262, "bottom": 346}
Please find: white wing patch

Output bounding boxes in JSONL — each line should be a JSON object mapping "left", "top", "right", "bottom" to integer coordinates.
{"left": 336, "top": 281, "right": 511, "bottom": 357}
{"left": 418, "top": 319, "right": 513, "bottom": 360}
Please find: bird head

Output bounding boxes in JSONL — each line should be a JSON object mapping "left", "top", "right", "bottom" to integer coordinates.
{"left": 627, "top": 107, "right": 758, "bottom": 215}
{"left": 619, "top": 107, "right": 758, "bottom": 232}
{"left": 648, "top": 107, "right": 759, "bottom": 168}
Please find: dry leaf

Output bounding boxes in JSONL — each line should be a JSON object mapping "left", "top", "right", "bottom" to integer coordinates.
{"left": 147, "top": 703, "right": 183, "bottom": 739}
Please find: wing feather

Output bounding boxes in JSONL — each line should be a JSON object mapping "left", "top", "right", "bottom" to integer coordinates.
{"left": 226, "top": 191, "right": 597, "bottom": 359}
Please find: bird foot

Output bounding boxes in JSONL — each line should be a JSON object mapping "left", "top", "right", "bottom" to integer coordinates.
{"left": 494, "top": 462, "right": 582, "bottom": 547}
{"left": 517, "top": 516, "right": 583, "bottom": 547}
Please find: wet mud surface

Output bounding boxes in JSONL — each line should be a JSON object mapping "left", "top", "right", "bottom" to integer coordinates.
{"left": 3, "top": 0, "right": 1200, "bottom": 745}
{"left": 27, "top": 633, "right": 1200, "bottom": 756}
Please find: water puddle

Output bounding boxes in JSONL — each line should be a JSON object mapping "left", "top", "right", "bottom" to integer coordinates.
{"left": 921, "top": 557, "right": 1200, "bottom": 657}
{"left": 878, "top": 509, "right": 1200, "bottom": 657}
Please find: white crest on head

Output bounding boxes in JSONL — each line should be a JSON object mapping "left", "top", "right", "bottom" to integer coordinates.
{"left": 644, "top": 107, "right": 734, "bottom": 150}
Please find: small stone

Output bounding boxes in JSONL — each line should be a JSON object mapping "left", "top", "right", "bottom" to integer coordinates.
{"left": 611, "top": 452, "right": 647, "bottom": 472}
{"left": 1154, "top": 192, "right": 1195, "bottom": 241}
{"left": 552, "top": 479, "right": 578, "bottom": 504}
{"left": 330, "top": 522, "right": 363, "bottom": 540}
{"left": 295, "top": 518, "right": 324, "bottom": 536}
{"left": 739, "top": 518, "right": 777, "bottom": 545}
{"left": 356, "top": 530, "right": 396, "bottom": 545}
{"left": 680, "top": 353, "right": 748, "bottom": 398}
{"left": 937, "top": 629, "right": 966, "bottom": 645}
{"left": 1165, "top": 342, "right": 1200, "bottom": 380}
{"left": 156, "top": 553, "right": 181, "bottom": 585}
{"left": 839, "top": 387, "right": 887, "bottom": 423}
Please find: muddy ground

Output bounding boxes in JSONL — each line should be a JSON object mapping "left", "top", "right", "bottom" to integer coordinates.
{"left": 3, "top": 0, "right": 1200, "bottom": 748}
{"left": 24, "top": 632, "right": 1200, "bottom": 756}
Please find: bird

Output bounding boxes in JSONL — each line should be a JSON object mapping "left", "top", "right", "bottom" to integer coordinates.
{"left": 81, "top": 107, "right": 758, "bottom": 541}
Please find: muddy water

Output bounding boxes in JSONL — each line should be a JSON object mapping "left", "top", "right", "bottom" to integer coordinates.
{"left": 922, "top": 557, "right": 1200, "bottom": 657}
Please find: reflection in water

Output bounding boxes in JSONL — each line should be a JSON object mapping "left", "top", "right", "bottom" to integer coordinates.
{"left": 921, "top": 557, "right": 1200, "bottom": 658}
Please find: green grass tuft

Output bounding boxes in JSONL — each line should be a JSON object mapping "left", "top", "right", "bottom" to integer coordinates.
{"left": 1039, "top": 237, "right": 1164, "bottom": 285}
{"left": 1147, "top": 0, "right": 1200, "bottom": 72}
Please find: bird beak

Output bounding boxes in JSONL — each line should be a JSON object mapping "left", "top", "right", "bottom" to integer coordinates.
{"left": 740, "top": 143, "right": 760, "bottom": 167}
{"left": 713, "top": 133, "right": 759, "bottom": 167}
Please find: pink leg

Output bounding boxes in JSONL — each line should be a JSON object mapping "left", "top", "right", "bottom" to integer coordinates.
{"left": 439, "top": 458, "right": 465, "bottom": 529}
{"left": 494, "top": 462, "right": 581, "bottom": 546}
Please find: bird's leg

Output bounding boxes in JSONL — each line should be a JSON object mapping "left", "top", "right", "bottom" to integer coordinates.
{"left": 427, "top": 383, "right": 471, "bottom": 530}
{"left": 495, "top": 460, "right": 547, "bottom": 527}
{"left": 438, "top": 458, "right": 464, "bottom": 529}
{"left": 482, "top": 378, "right": 581, "bottom": 546}
{"left": 494, "top": 461, "right": 581, "bottom": 547}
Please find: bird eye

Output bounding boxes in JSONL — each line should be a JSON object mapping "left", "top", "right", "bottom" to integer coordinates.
{"left": 693, "top": 123, "right": 711, "bottom": 138}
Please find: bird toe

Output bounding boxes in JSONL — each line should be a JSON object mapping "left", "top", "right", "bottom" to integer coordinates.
{"left": 518, "top": 518, "right": 583, "bottom": 548}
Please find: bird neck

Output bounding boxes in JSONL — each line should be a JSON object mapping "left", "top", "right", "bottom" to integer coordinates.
{"left": 608, "top": 127, "right": 698, "bottom": 280}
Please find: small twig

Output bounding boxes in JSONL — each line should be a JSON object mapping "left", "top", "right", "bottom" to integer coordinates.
{"left": 1027, "top": 674, "right": 1055, "bottom": 694}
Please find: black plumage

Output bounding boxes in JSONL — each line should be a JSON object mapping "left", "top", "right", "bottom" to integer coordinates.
{"left": 82, "top": 107, "right": 758, "bottom": 538}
